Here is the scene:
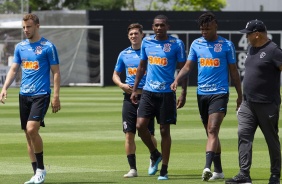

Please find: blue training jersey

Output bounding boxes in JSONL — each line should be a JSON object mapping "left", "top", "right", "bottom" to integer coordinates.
{"left": 141, "top": 35, "right": 186, "bottom": 92}
{"left": 114, "top": 46, "right": 145, "bottom": 88}
{"left": 187, "top": 36, "right": 236, "bottom": 95}
{"left": 13, "top": 37, "right": 59, "bottom": 96}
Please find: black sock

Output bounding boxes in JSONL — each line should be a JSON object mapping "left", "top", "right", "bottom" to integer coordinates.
{"left": 160, "top": 164, "right": 168, "bottom": 176}
{"left": 213, "top": 153, "right": 223, "bottom": 173}
{"left": 150, "top": 149, "right": 160, "bottom": 161}
{"left": 127, "top": 154, "right": 136, "bottom": 170}
{"left": 204, "top": 151, "right": 215, "bottom": 169}
{"left": 35, "top": 152, "right": 44, "bottom": 170}
{"left": 31, "top": 162, "right": 37, "bottom": 175}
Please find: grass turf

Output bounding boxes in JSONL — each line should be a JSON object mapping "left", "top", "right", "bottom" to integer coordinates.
{"left": 0, "top": 86, "right": 279, "bottom": 184}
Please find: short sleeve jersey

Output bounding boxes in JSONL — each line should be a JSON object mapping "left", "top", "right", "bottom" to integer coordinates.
{"left": 114, "top": 46, "right": 145, "bottom": 89}
{"left": 243, "top": 41, "right": 282, "bottom": 104}
{"left": 13, "top": 37, "right": 59, "bottom": 96}
{"left": 141, "top": 35, "right": 186, "bottom": 92}
{"left": 187, "top": 36, "right": 236, "bottom": 95}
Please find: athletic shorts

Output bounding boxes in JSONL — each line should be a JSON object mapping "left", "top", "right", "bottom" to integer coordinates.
{"left": 197, "top": 93, "right": 229, "bottom": 125}
{"left": 122, "top": 93, "right": 154, "bottom": 135}
{"left": 19, "top": 94, "right": 50, "bottom": 130}
{"left": 138, "top": 90, "right": 177, "bottom": 125}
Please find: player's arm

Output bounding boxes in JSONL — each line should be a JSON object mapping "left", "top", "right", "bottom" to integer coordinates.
{"left": 130, "top": 59, "right": 147, "bottom": 104}
{"left": 228, "top": 64, "right": 242, "bottom": 111}
{"left": 0, "top": 63, "right": 20, "bottom": 104}
{"left": 171, "top": 60, "right": 194, "bottom": 91}
{"left": 175, "top": 61, "right": 189, "bottom": 109}
{"left": 51, "top": 64, "right": 61, "bottom": 113}
{"left": 112, "top": 71, "right": 132, "bottom": 94}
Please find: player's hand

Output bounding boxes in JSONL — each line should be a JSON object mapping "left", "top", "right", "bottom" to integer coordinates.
{"left": 236, "top": 96, "right": 242, "bottom": 111}
{"left": 51, "top": 97, "right": 61, "bottom": 113}
{"left": 130, "top": 91, "right": 138, "bottom": 105}
{"left": 0, "top": 90, "right": 7, "bottom": 104}
{"left": 176, "top": 94, "right": 186, "bottom": 109}
{"left": 170, "top": 81, "right": 178, "bottom": 92}
{"left": 120, "top": 83, "right": 132, "bottom": 94}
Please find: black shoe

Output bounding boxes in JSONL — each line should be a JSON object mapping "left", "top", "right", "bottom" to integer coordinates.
{"left": 269, "top": 174, "right": 280, "bottom": 184}
{"left": 225, "top": 173, "right": 252, "bottom": 184}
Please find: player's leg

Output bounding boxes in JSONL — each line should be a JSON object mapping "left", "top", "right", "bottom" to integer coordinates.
{"left": 197, "top": 94, "right": 214, "bottom": 181}
{"left": 27, "top": 94, "right": 50, "bottom": 184}
{"left": 157, "top": 92, "right": 176, "bottom": 180}
{"left": 148, "top": 118, "right": 157, "bottom": 148}
{"left": 137, "top": 90, "right": 161, "bottom": 176}
{"left": 158, "top": 124, "right": 170, "bottom": 180}
{"left": 200, "top": 94, "right": 228, "bottom": 181}
{"left": 19, "top": 95, "right": 37, "bottom": 184}
{"left": 256, "top": 102, "right": 281, "bottom": 183}
{"left": 23, "top": 130, "right": 37, "bottom": 184}
{"left": 122, "top": 94, "right": 138, "bottom": 178}
{"left": 205, "top": 112, "right": 224, "bottom": 181}
{"left": 225, "top": 101, "right": 254, "bottom": 184}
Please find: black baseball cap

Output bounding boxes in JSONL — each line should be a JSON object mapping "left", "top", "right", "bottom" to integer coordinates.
{"left": 239, "top": 19, "right": 267, "bottom": 33}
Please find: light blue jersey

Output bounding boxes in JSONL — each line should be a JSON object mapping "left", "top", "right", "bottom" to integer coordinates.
{"left": 114, "top": 46, "right": 145, "bottom": 89}
{"left": 187, "top": 36, "right": 236, "bottom": 95}
{"left": 141, "top": 35, "right": 186, "bottom": 92}
{"left": 13, "top": 37, "right": 59, "bottom": 96}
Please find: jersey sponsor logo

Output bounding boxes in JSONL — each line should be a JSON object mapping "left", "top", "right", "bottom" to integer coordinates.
{"left": 148, "top": 56, "right": 168, "bottom": 66}
{"left": 22, "top": 61, "right": 39, "bottom": 70}
{"left": 128, "top": 67, "right": 137, "bottom": 76}
{"left": 200, "top": 58, "right": 220, "bottom": 67}
{"left": 127, "top": 67, "right": 146, "bottom": 76}
{"left": 22, "top": 83, "right": 36, "bottom": 93}
{"left": 214, "top": 43, "right": 222, "bottom": 52}
{"left": 149, "top": 80, "right": 166, "bottom": 90}
{"left": 163, "top": 43, "right": 171, "bottom": 52}
{"left": 199, "top": 84, "right": 217, "bottom": 92}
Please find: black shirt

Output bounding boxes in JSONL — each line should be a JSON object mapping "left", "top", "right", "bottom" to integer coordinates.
{"left": 243, "top": 40, "right": 282, "bottom": 104}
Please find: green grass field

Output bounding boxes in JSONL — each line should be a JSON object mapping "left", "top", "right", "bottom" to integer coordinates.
{"left": 0, "top": 86, "right": 280, "bottom": 184}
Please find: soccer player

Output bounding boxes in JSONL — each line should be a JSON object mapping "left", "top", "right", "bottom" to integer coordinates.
{"left": 130, "top": 14, "right": 187, "bottom": 180}
{"left": 226, "top": 19, "right": 282, "bottom": 184}
{"left": 171, "top": 12, "right": 242, "bottom": 181}
{"left": 112, "top": 23, "right": 157, "bottom": 178}
{"left": 0, "top": 13, "right": 61, "bottom": 184}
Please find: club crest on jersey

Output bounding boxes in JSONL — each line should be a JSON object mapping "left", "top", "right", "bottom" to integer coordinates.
{"left": 260, "top": 52, "right": 266, "bottom": 58}
{"left": 163, "top": 43, "right": 171, "bottom": 52}
{"left": 214, "top": 44, "right": 222, "bottom": 52}
{"left": 35, "top": 46, "right": 42, "bottom": 55}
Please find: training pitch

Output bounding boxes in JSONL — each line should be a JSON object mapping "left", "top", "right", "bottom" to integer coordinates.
{"left": 0, "top": 86, "right": 280, "bottom": 184}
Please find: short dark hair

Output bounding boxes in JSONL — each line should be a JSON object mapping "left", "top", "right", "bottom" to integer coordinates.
{"left": 127, "top": 23, "right": 143, "bottom": 34}
{"left": 154, "top": 14, "right": 169, "bottom": 24}
{"left": 197, "top": 12, "right": 217, "bottom": 27}
{"left": 23, "top": 14, "right": 40, "bottom": 24}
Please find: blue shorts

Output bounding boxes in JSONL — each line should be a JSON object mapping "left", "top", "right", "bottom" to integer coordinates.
{"left": 138, "top": 90, "right": 177, "bottom": 125}
{"left": 19, "top": 94, "right": 50, "bottom": 130}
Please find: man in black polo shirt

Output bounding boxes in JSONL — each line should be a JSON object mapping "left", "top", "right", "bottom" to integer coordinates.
{"left": 226, "top": 20, "right": 282, "bottom": 184}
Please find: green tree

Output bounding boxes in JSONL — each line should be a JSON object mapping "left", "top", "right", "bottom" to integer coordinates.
{"left": 62, "top": 0, "right": 127, "bottom": 10}
{"left": 29, "top": 0, "right": 62, "bottom": 11}
{"left": 0, "top": 0, "right": 25, "bottom": 13}
{"left": 129, "top": 0, "right": 226, "bottom": 11}
{"left": 171, "top": 0, "right": 226, "bottom": 11}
